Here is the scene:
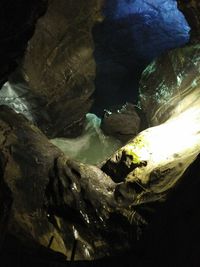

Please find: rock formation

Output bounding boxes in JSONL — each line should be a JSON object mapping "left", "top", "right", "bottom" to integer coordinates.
{"left": 0, "top": 106, "right": 137, "bottom": 260}
{"left": 0, "top": 0, "right": 200, "bottom": 265}
{"left": 1, "top": 42, "right": 200, "bottom": 261}
{"left": 14, "top": 0, "right": 104, "bottom": 138}
{"left": 101, "top": 103, "right": 142, "bottom": 143}
{"left": 178, "top": 0, "right": 200, "bottom": 42}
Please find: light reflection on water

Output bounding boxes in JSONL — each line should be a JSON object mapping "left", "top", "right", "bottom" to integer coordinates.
{"left": 51, "top": 113, "right": 122, "bottom": 165}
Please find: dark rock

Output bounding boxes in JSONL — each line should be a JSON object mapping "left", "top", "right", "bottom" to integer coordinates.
{"left": 0, "top": 160, "right": 12, "bottom": 249}
{"left": 0, "top": 1, "right": 199, "bottom": 264}
{"left": 0, "top": 106, "right": 139, "bottom": 260}
{"left": 0, "top": 0, "right": 48, "bottom": 88}
{"left": 101, "top": 103, "right": 142, "bottom": 143}
{"left": 101, "top": 148, "right": 147, "bottom": 183}
{"left": 178, "top": 0, "right": 200, "bottom": 42}
{"left": 137, "top": 154, "right": 200, "bottom": 267}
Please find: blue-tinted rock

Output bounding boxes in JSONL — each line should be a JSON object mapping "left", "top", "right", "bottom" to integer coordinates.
{"left": 139, "top": 43, "right": 200, "bottom": 125}
{"left": 103, "top": 0, "right": 190, "bottom": 62}
{"left": 93, "top": 0, "right": 190, "bottom": 113}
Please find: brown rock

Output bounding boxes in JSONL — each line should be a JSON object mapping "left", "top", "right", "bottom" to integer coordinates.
{"left": 0, "top": 106, "right": 135, "bottom": 259}
{"left": 17, "top": 0, "right": 104, "bottom": 138}
{"left": 101, "top": 103, "right": 142, "bottom": 143}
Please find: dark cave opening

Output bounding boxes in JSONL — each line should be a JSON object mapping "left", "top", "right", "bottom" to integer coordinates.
{"left": 91, "top": 0, "right": 190, "bottom": 115}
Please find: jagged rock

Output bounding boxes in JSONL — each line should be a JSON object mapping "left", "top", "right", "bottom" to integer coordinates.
{"left": 102, "top": 43, "right": 200, "bottom": 229}
{"left": 101, "top": 103, "right": 142, "bottom": 143}
{"left": 0, "top": 0, "right": 193, "bottom": 139}
{"left": 0, "top": 1, "right": 200, "bottom": 264}
{"left": 0, "top": 106, "right": 138, "bottom": 260}
{"left": 139, "top": 43, "right": 200, "bottom": 126}
{"left": 1, "top": 42, "right": 200, "bottom": 260}
{"left": 13, "top": 0, "right": 103, "bottom": 138}
{"left": 0, "top": 106, "right": 69, "bottom": 256}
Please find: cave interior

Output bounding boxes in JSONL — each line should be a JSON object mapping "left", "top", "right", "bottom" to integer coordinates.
{"left": 0, "top": 0, "right": 200, "bottom": 266}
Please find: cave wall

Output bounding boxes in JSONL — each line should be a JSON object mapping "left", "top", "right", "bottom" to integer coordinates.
{"left": 0, "top": 1, "right": 200, "bottom": 264}
{"left": 92, "top": 0, "right": 190, "bottom": 114}
{"left": 139, "top": 43, "right": 200, "bottom": 125}
{"left": 0, "top": 0, "right": 48, "bottom": 88}
{"left": 0, "top": 0, "right": 196, "bottom": 138}
{"left": 178, "top": 0, "right": 200, "bottom": 42}
{"left": 16, "top": 0, "right": 104, "bottom": 138}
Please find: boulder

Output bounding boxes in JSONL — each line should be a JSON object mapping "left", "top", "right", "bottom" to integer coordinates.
{"left": 101, "top": 103, "right": 142, "bottom": 143}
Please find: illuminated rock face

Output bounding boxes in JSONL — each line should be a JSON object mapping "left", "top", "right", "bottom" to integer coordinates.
{"left": 103, "top": 43, "right": 200, "bottom": 218}
{"left": 0, "top": 29, "right": 200, "bottom": 265}
{"left": 1, "top": 0, "right": 191, "bottom": 137}
{"left": 0, "top": 1, "right": 200, "bottom": 263}
{"left": 139, "top": 44, "right": 200, "bottom": 125}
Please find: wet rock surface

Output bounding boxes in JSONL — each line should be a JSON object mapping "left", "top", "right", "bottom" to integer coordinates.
{"left": 102, "top": 43, "right": 200, "bottom": 239}
{"left": 0, "top": 1, "right": 200, "bottom": 266}
{"left": 51, "top": 113, "right": 121, "bottom": 165}
{"left": 101, "top": 103, "right": 142, "bottom": 143}
{"left": 15, "top": 0, "right": 103, "bottom": 138}
{"left": 0, "top": 106, "right": 138, "bottom": 260}
{"left": 139, "top": 43, "right": 200, "bottom": 125}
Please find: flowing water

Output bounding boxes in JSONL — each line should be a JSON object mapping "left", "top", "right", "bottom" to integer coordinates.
{"left": 0, "top": 82, "right": 122, "bottom": 165}
{"left": 51, "top": 113, "right": 122, "bottom": 165}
